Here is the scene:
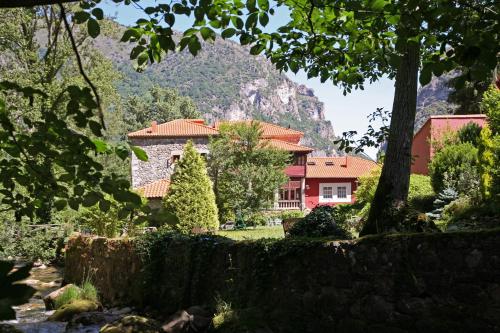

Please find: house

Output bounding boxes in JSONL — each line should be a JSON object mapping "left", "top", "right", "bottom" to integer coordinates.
{"left": 411, "top": 114, "right": 488, "bottom": 175}
{"left": 129, "top": 119, "right": 378, "bottom": 210}
{"left": 303, "top": 156, "right": 378, "bottom": 209}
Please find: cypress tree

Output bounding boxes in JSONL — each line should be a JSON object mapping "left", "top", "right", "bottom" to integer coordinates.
{"left": 163, "top": 140, "right": 218, "bottom": 233}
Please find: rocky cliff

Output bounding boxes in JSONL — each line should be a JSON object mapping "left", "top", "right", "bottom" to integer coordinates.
{"left": 96, "top": 22, "right": 337, "bottom": 155}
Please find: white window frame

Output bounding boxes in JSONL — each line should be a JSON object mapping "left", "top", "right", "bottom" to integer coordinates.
{"left": 319, "top": 182, "right": 352, "bottom": 203}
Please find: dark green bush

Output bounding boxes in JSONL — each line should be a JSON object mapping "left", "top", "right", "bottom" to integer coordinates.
{"left": 457, "top": 122, "right": 482, "bottom": 145}
{"left": 288, "top": 205, "right": 351, "bottom": 239}
{"left": 429, "top": 142, "right": 479, "bottom": 194}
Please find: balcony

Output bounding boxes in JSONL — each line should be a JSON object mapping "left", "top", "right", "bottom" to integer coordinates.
{"left": 277, "top": 200, "right": 301, "bottom": 210}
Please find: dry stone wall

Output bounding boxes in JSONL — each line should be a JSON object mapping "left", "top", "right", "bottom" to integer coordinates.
{"left": 65, "top": 230, "right": 500, "bottom": 333}
{"left": 130, "top": 137, "right": 209, "bottom": 188}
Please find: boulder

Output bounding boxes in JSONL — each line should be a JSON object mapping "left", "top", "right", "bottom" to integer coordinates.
{"left": 0, "top": 324, "right": 23, "bottom": 333}
{"left": 47, "top": 299, "right": 102, "bottom": 322}
{"left": 43, "top": 284, "right": 80, "bottom": 310}
{"left": 66, "top": 311, "right": 121, "bottom": 331}
{"left": 162, "top": 310, "right": 192, "bottom": 333}
{"left": 99, "top": 315, "right": 162, "bottom": 333}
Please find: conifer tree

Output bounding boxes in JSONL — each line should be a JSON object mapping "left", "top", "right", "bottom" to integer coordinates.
{"left": 163, "top": 141, "right": 218, "bottom": 233}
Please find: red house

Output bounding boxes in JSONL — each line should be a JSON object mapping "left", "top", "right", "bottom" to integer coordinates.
{"left": 303, "top": 156, "right": 378, "bottom": 209}
{"left": 411, "top": 114, "right": 487, "bottom": 175}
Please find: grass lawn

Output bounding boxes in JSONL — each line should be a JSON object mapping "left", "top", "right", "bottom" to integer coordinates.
{"left": 217, "top": 226, "right": 284, "bottom": 240}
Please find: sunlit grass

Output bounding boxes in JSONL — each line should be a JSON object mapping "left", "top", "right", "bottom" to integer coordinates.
{"left": 217, "top": 226, "right": 284, "bottom": 240}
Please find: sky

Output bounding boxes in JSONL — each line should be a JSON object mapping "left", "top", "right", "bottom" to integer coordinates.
{"left": 100, "top": 1, "right": 395, "bottom": 158}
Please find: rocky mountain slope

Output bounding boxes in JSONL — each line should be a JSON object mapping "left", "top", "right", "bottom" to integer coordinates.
{"left": 96, "top": 23, "right": 337, "bottom": 155}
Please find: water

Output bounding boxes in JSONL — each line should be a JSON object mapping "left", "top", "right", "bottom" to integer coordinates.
{"left": 1, "top": 264, "right": 68, "bottom": 333}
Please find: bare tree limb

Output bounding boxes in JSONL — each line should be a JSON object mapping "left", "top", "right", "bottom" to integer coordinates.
{"left": 58, "top": 3, "right": 106, "bottom": 129}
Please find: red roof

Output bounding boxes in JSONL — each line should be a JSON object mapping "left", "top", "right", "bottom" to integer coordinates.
{"left": 128, "top": 119, "right": 219, "bottom": 138}
{"left": 213, "top": 120, "right": 304, "bottom": 139}
{"left": 136, "top": 179, "right": 170, "bottom": 199}
{"left": 306, "top": 156, "right": 378, "bottom": 178}
{"left": 262, "top": 139, "right": 313, "bottom": 152}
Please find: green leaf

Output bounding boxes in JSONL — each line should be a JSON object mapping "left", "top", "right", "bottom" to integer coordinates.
{"left": 188, "top": 36, "right": 202, "bottom": 56}
{"left": 54, "top": 200, "right": 67, "bottom": 211}
{"left": 419, "top": 64, "right": 433, "bottom": 86}
{"left": 371, "top": 0, "right": 387, "bottom": 10}
{"left": 130, "top": 145, "right": 148, "bottom": 161}
{"left": 82, "top": 192, "right": 100, "bottom": 207}
{"left": 259, "top": 12, "right": 269, "bottom": 26}
{"left": 99, "top": 199, "right": 111, "bottom": 212}
{"left": 258, "top": 0, "right": 269, "bottom": 11}
{"left": 130, "top": 45, "right": 146, "bottom": 60}
{"left": 87, "top": 18, "right": 100, "bottom": 38}
{"left": 250, "top": 43, "right": 265, "bottom": 55}
{"left": 200, "top": 27, "right": 216, "bottom": 41}
{"left": 89, "top": 120, "right": 102, "bottom": 137}
{"left": 91, "top": 8, "right": 104, "bottom": 20}
{"left": 92, "top": 139, "right": 108, "bottom": 153}
{"left": 221, "top": 28, "right": 236, "bottom": 39}
{"left": 73, "top": 11, "right": 90, "bottom": 24}
{"left": 137, "top": 51, "right": 149, "bottom": 66}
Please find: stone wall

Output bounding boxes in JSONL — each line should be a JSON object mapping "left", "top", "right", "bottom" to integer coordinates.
{"left": 65, "top": 230, "right": 500, "bottom": 332}
{"left": 130, "top": 137, "right": 209, "bottom": 188}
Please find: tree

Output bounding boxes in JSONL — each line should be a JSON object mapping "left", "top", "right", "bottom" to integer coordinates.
{"left": 163, "top": 141, "right": 218, "bottom": 233}
{"left": 1, "top": 0, "right": 498, "bottom": 235}
{"left": 208, "top": 121, "right": 289, "bottom": 222}
{"left": 123, "top": 86, "right": 200, "bottom": 131}
{"left": 0, "top": 6, "right": 147, "bottom": 222}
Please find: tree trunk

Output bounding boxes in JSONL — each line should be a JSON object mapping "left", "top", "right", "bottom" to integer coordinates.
{"left": 360, "top": 43, "right": 420, "bottom": 236}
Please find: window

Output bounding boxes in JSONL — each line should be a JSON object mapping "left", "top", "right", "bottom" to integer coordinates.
{"left": 322, "top": 186, "right": 333, "bottom": 199}
{"left": 319, "top": 183, "right": 351, "bottom": 203}
{"left": 337, "top": 186, "right": 347, "bottom": 199}
{"left": 171, "top": 154, "right": 181, "bottom": 163}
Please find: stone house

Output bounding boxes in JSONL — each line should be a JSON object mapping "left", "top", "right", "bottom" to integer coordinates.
{"left": 129, "top": 118, "right": 378, "bottom": 209}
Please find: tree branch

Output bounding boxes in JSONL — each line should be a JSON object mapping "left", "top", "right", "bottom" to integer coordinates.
{"left": 58, "top": 3, "right": 106, "bottom": 129}
{"left": 0, "top": 0, "right": 77, "bottom": 8}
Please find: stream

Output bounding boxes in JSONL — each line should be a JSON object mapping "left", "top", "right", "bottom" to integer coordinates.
{"left": 0, "top": 264, "right": 123, "bottom": 333}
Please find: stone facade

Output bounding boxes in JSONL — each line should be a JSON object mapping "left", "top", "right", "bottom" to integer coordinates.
{"left": 130, "top": 137, "right": 209, "bottom": 188}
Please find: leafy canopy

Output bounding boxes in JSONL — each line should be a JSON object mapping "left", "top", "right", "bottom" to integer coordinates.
{"left": 208, "top": 121, "right": 290, "bottom": 221}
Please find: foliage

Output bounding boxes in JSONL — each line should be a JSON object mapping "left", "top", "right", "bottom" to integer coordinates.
{"left": 429, "top": 143, "right": 479, "bottom": 194}
{"left": 0, "top": 261, "right": 35, "bottom": 320}
{"left": 0, "top": 221, "right": 67, "bottom": 263}
{"left": 246, "top": 211, "right": 268, "bottom": 227}
{"left": 356, "top": 168, "right": 434, "bottom": 218}
{"left": 55, "top": 279, "right": 99, "bottom": 309}
{"left": 55, "top": 285, "right": 82, "bottom": 309}
{"left": 289, "top": 206, "right": 351, "bottom": 239}
{"left": 163, "top": 141, "right": 219, "bottom": 233}
{"left": 123, "top": 86, "right": 200, "bottom": 132}
{"left": 78, "top": 194, "right": 148, "bottom": 237}
{"left": 0, "top": 7, "right": 147, "bottom": 222}
{"left": 278, "top": 210, "right": 305, "bottom": 220}
{"left": 481, "top": 85, "right": 500, "bottom": 135}
{"left": 477, "top": 125, "right": 500, "bottom": 201}
{"left": 426, "top": 187, "right": 459, "bottom": 221}
{"left": 208, "top": 121, "right": 289, "bottom": 220}
{"left": 457, "top": 122, "right": 482, "bottom": 146}
{"left": 430, "top": 128, "right": 459, "bottom": 153}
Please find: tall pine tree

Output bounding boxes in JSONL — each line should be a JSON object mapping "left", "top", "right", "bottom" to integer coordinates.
{"left": 163, "top": 141, "right": 218, "bottom": 233}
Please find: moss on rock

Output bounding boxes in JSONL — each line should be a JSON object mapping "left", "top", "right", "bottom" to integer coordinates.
{"left": 99, "top": 315, "right": 162, "bottom": 333}
{"left": 47, "top": 299, "right": 102, "bottom": 322}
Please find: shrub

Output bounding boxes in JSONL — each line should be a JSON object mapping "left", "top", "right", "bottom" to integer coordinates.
{"left": 288, "top": 205, "right": 351, "bottom": 239}
{"left": 481, "top": 85, "right": 500, "bottom": 134}
{"left": 457, "top": 122, "right": 482, "bottom": 145}
{"left": 279, "top": 210, "right": 305, "bottom": 220}
{"left": 54, "top": 280, "right": 99, "bottom": 309}
{"left": 429, "top": 142, "right": 479, "bottom": 194}
{"left": 18, "top": 231, "right": 58, "bottom": 263}
{"left": 246, "top": 212, "right": 268, "bottom": 227}
{"left": 55, "top": 285, "right": 82, "bottom": 309}
{"left": 478, "top": 126, "right": 500, "bottom": 201}
{"left": 163, "top": 141, "right": 219, "bottom": 233}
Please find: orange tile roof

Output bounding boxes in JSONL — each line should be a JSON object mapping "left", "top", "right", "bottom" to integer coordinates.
{"left": 214, "top": 120, "right": 304, "bottom": 138}
{"left": 128, "top": 119, "right": 219, "bottom": 138}
{"left": 136, "top": 179, "right": 170, "bottom": 199}
{"left": 306, "top": 156, "right": 379, "bottom": 178}
{"left": 262, "top": 139, "right": 314, "bottom": 152}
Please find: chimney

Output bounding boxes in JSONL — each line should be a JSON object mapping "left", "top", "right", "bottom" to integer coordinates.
{"left": 344, "top": 155, "right": 348, "bottom": 167}
{"left": 151, "top": 121, "right": 158, "bottom": 133}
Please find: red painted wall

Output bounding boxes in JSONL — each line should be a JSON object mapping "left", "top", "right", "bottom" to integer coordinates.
{"left": 305, "top": 178, "right": 358, "bottom": 209}
{"left": 411, "top": 115, "right": 487, "bottom": 175}
{"left": 411, "top": 120, "right": 432, "bottom": 175}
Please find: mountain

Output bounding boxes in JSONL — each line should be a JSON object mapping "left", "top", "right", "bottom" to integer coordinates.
{"left": 95, "top": 22, "right": 338, "bottom": 155}
{"left": 415, "top": 73, "right": 458, "bottom": 131}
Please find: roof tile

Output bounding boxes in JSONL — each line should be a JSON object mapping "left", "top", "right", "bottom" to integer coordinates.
{"left": 136, "top": 179, "right": 170, "bottom": 199}
{"left": 128, "top": 119, "right": 219, "bottom": 138}
{"left": 306, "top": 156, "right": 378, "bottom": 178}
